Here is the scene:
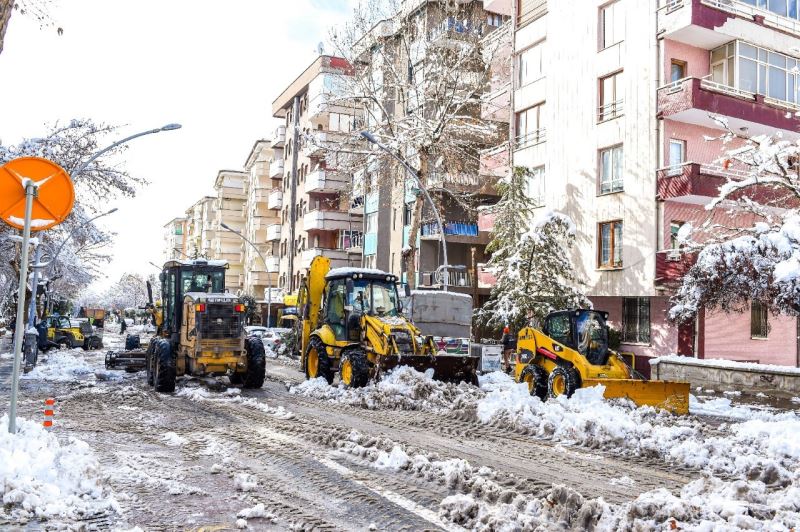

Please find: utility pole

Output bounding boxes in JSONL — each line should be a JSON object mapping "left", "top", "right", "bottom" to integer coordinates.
{"left": 288, "top": 95, "right": 301, "bottom": 293}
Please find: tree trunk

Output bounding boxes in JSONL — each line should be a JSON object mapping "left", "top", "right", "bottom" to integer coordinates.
{"left": 0, "top": 0, "right": 14, "bottom": 55}
{"left": 404, "top": 150, "right": 429, "bottom": 289}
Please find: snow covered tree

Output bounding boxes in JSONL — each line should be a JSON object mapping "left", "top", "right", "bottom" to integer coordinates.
{"left": 326, "top": 0, "right": 508, "bottom": 286}
{"left": 669, "top": 119, "right": 800, "bottom": 322}
{"left": 102, "top": 273, "right": 147, "bottom": 311}
{"left": 0, "top": 119, "right": 145, "bottom": 319}
{"left": 477, "top": 167, "right": 591, "bottom": 332}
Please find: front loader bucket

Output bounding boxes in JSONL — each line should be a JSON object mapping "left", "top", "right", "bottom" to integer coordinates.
{"left": 583, "top": 378, "right": 690, "bottom": 415}
{"left": 105, "top": 349, "right": 147, "bottom": 372}
{"left": 379, "top": 354, "right": 480, "bottom": 385}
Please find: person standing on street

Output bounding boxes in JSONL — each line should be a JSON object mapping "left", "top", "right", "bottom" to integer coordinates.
{"left": 501, "top": 326, "right": 515, "bottom": 373}
{"left": 120, "top": 315, "right": 127, "bottom": 334}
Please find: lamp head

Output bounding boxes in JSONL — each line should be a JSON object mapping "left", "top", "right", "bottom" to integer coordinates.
{"left": 160, "top": 123, "right": 182, "bottom": 131}
{"left": 360, "top": 131, "right": 378, "bottom": 144}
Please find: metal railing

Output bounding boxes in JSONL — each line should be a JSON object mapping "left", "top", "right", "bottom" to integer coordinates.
{"left": 338, "top": 231, "right": 363, "bottom": 249}
{"left": 421, "top": 221, "right": 479, "bottom": 237}
{"left": 429, "top": 16, "right": 483, "bottom": 41}
{"left": 701, "top": 0, "right": 800, "bottom": 38}
{"left": 598, "top": 100, "right": 624, "bottom": 122}
{"left": 422, "top": 269, "right": 472, "bottom": 287}
{"left": 515, "top": 128, "right": 546, "bottom": 148}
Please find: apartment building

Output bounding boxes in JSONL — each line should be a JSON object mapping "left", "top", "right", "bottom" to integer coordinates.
{"left": 241, "top": 139, "right": 281, "bottom": 323}
{"left": 183, "top": 196, "right": 216, "bottom": 260}
{"left": 209, "top": 170, "right": 247, "bottom": 293}
{"left": 353, "top": 1, "right": 511, "bottom": 300}
{"left": 161, "top": 217, "right": 187, "bottom": 263}
{"left": 271, "top": 55, "right": 363, "bottom": 293}
{"left": 487, "top": 0, "right": 800, "bottom": 366}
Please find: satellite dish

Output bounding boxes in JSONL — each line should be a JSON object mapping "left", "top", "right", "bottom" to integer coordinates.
{"left": 317, "top": 42, "right": 325, "bottom": 55}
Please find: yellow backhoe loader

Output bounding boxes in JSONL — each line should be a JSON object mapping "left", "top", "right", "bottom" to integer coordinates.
{"left": 514, "top": 309, "right": 689, "bottom": 414}
{"left": 293, "top": 256, "right": 479, "bottom": 387}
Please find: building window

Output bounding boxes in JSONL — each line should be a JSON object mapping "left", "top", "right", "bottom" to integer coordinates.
{"left": 622, "top": 297, "right": 651, "bottom": 344}
{"left": 670, "top": 59, "right": 687, "bottom": 82}
{"left": 598, "top": 220, "right": 623, "bottom": 268}
{"left": 741, "top": 0, "right": 799, "bottom": 20}
{"left": 670, "top": 221, "right": 687, "bottom": 249}
{"left": 600, "top": 1, "right": 624, "bottom": 50}
{"left": 526, "top": 165, "right": 545, "bottom": 207}
{"left": 751, "top": 301, "right": 769, "bottom": 339}
{"left": 598, "top": 71, "right": 623, "bottom": 121}
{"left": 515, "top": 102, "right": 546, "bottom": 147}
{"left": 487, "top": 13, "right": 503, "bottom": 27}
{"left": 711, "top": 41, "right": 800, "bottom": 105}
{"left": 403, "top": 203, "right": 412, "bottom": 225}
{"left": 365, "top": 212, "right": 378, "bottom": 233}
{"left": 599, "top": 145, "right": 623, "bottom": 194}
{"left": 517, "top": 40, "right": 544, "bottom": 87}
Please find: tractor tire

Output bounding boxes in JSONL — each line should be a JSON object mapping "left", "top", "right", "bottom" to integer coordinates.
{"left": 66, "top": 333, "right": 81, "bottom": 349}
{"left": 520, "top": 365, "right": 549, "bottom": 401}
{"left": 547, "top": 366, "right": 580, "bottom": 399}
{"left": 339, "top": 349, "right": 369, "bottom": 388}
{"left": 145, "top": 342, "right": 155, "bottom": 386}
{"left": 153, "top": 339, "right": 176, "bottom": 393}
{"left": 304, "top": 337, "right": 333, "bottom": 384}
{"left": 243, "top": 337, "right": 267, "bottom": 389}
{"left": 125, "top": 334, "right": 141, "bottom": 351}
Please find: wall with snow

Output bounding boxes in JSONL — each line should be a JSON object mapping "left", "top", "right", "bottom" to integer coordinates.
{"left": 703, "top": 306, "right": 798, "bottom": 366}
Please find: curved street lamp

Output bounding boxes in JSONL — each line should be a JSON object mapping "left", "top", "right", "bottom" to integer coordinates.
{"left": 220, "top": 222, "right": 275, "bottom": 326}
{"left": 359, "top": 131, "right": 452, "bottom": 291}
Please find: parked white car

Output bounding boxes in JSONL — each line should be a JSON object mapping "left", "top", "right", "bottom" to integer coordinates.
{"left": 244, "top": 326, "right": 291, "bottom": 353}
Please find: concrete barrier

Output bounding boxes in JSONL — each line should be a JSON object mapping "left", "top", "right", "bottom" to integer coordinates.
{"left": 650, "top": 355, "right": 800, "bottom": 395}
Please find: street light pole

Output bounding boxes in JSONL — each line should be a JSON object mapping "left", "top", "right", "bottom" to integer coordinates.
{"left": 70, "top": 123, "right": 182, "bottom": 178}
{"left": 359, "top": 131, "right": 451, "bottom": 291}
{"left": 220, "top": 222, "right": 275, "bottom": 326}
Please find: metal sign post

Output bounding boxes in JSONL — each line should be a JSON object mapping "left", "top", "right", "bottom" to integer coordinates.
{"left": 8, "top": 182, "right": 35, "bottom": 434}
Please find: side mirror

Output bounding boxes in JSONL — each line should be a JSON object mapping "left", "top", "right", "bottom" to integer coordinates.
{"left": 404, "top": 284, "right": 411, "bottom": 297}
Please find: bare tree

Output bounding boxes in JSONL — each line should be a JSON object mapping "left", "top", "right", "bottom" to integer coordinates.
{"left": 0, "top": 0, "right": 61, "bottom": 55}
{"left": 325, "top": 0, "right": 508, "bottom": 285}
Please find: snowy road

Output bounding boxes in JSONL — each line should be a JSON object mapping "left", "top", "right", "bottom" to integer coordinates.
{"left": 2, "top": 331, "right": 799, "bottom": 530}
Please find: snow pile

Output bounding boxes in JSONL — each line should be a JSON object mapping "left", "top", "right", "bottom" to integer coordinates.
{"left": 289, "top": 366, "right": 482, "bottom": 411}
{"left": 233, "top": 473, "right": 257, "bottom": 492}
{"left": 161, "top": 432, "right": 188, "bottom": 446}
{"left": 21, "top": 349, "right": 95, "bottom": 382}
{"left": 652, "top": 354, "right": 800, "bottom": 375}
{"left": 176, "top": 385, "right": 295, "bottom": 419}
{"left": 0, "top": 414, "right": 117, "bottom": 522}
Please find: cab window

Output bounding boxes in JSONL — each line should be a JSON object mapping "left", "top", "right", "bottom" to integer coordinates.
{"left": 58, "top": 317, "right": 71, "bottom": 329}
{"left": 325, "top": 279, "right": 347, "bottom": 340}
{"left": 545, "top": 314, "right": 571, "bottom": 347}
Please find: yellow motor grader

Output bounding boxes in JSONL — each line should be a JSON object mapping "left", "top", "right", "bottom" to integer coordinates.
{"left": 293, "top": 256, "right": 479, "bottom": 387}
{"left": 514, "top": 309, "right": 689, "bottom": 414}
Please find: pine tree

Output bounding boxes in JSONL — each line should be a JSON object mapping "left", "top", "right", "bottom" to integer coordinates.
{"left": 477, "top": 167, "right": 591, "bottom": 332}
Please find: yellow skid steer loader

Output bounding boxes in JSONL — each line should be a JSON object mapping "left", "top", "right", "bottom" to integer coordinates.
{"left": 514, "top": 309, "right": 689, "bottom": 414}
{"left": 293, "top": 256, "right": 479, "bottom": 387}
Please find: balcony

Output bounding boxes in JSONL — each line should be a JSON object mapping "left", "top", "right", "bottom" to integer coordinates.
{"left": 339, "top": 231, "right": 363, "bottom": 253}
{"left": 429, "top": 16, "right": 483, "bottom": 45}
{"left": 303, "top": 209, "right": 358, "bottom": 232}
{"left": 266, "top": 224, "right": 281, "bottom": 241}
{"left": 515, "top": 128, "right": 546, "bottom": 150}
{"left": 427, "top": 171, "right": 498, "bottom": 195}
{"left": 419, "top": 269, "right": 473, "bottom": 288}
{"left": 656, "top": 250, "right": 698, "bottom": 289}
{"left": 484, "top": 0, "right": 512, "bottom": 16}
{"left": 300, "top": 248, "right": 351, "bottom": 269}
{"left": 657, "top": 162, "right": 792, "bottom": 204}
{"left": 518, "top": 0, "right": 547, "bottom": 27}
{"left": 302, "top": 131, "right": 345, "bottom": 158}
{"left": 272, "top": 125, "right": 286, "bottom": 148}
{"left": 265, "top": 255, "right": 280, "bottom": 273}
{"left": 420, "top": 220, "right": 491, "bottom": 245}
{"left": 658, "top": 0, "right": 800, "bottom": 47}
{"left": 479, "top": 145, "right": 509, "bottom": 179}
{"left": 481, "top": 83, "right": 511, "bottom": 122}
{"left": 305, "top": 169, "right": 348, "bottom": 193}
{"left": 270, "top": 159, "right": 285, "bottom": 178}
{"left": 268, "top": 189, "right": 282, "bottom": 210}
{"left": 249, "top": 271, "right": 276, "bottom": 286}
{"left": 657, "top": 76, "right": 800, "bottom": 136}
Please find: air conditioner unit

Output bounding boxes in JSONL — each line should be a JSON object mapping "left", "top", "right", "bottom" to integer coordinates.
{"left": 666, "top": 250, "right": 682, "bottom": 262}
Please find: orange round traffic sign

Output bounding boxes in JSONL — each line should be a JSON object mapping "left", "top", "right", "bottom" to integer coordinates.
{"left": 0, "top": 157, "right": 74, "bottom": 232}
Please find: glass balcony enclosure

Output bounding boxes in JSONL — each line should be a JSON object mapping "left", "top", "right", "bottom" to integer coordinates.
{"left": 711, "top": 41, "right": 800, "bottom": 105}
{"left": 740, "top": 0, "right": 799, "bottom": 19}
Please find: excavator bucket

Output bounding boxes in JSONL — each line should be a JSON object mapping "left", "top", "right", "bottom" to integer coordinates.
{"left": 378, "top": 353, "right": 479, "bottom": 385}
{"left": 583, "top": 378, "right": 690, "bottom": 415}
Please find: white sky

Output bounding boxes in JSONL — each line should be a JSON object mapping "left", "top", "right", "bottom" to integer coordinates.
{"left": 0, "top": 0, "right": 356, "bottom": 293}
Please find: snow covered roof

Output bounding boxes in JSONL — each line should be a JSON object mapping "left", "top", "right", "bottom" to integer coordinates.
{"left": 163, "top": 259, "right": 229, "bottom": 269}
{"left": 326, "top": 267, "right": 396, "bottom": 280}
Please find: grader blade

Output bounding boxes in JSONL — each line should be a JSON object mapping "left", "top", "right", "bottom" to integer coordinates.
{"left": 583, "top": 378, "right": 690, "bottom": 415}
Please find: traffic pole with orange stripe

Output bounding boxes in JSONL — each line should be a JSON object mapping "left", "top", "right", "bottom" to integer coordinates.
{"left": 43, "top": 397, "right": 55, "bottom": 431}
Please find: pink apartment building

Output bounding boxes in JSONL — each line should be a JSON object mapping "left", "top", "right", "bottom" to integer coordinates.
{"left": 481, "top": 0, "right": 800, "bottom": 368}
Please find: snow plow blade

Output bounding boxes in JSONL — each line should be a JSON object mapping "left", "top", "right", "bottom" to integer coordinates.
{"left": 105, "top": 349, "right": 147, "bottom": 372}
{"left": 583, "top": 378, "right": 690, "bottom": 415}
{"left": 380, "top": 354, "right": 480, "bottom": 385}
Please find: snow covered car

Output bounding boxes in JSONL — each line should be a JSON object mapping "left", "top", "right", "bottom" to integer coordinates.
{"left": 244, "top": 326, "right": 290, "bottom": 352}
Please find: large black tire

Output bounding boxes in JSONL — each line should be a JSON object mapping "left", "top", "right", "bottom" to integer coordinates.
{"left": 520, "top": 365, "right": 549, "bottom": 401}
{"left": 145, "top": 342, "right": 155, "bottom": 386}
{"left": 547, "top": 366, "right": 580, "bottom": 399}
{"left": 66, "top": 333, "right": 82, "bottom": 349}
{"left": 125, "top": 334, "right": 141, "bottom": 351}
{"left": 304, "top": 337, "right": 333, "bottom": 384}
{"left": 153, "top": 339, "right": 176, "bottom": 393}
{"left": 243, "top": 337, "right": 267, "bottom": 389}
{"left": 339, "top": 349, "right": 369, "bottom": 388}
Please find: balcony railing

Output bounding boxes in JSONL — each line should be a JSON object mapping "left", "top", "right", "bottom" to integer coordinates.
{"left": 339, "top": 231, "right": 363, "bottom": 250}
{"left": 515, "top": 128, "right": 546, "bottom": 149}
{"left": 306, "top": 169, "right": 347, "bottom": 193}
{"left": 272, "top": 125, "right": 286, "bottom": 148}
{"left": 268, "top": 189, "right": 282, "bottom": 210}
{"left": 421, "top": 221, "right": 479, "bottom": 237}
{"left": 265, "top": 255, "right": 279, "bottom": 273}
{"left": 266, "top": 224, "right": 281, "bottom": 241}
{"left": 598, "top": 100, "right": 624, "bottom": 122}
{"left": 429, "top": 17, "right": 483, "bottom": 42}
{"left": 656, "top": 250, "right": 697, "bottom": 288}
{"left": 701, "top": 0, "right": 800, "bottom": 38}
{"left": 269, "top": 159, "right": 284, "bottom": 178}
{"left": 420, "top": 269, "right": 472, "bottom": 288}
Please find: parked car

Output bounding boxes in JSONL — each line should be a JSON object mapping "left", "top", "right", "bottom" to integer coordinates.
{"left": 244, "top": 326, "right": 291, "bottom": 353}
